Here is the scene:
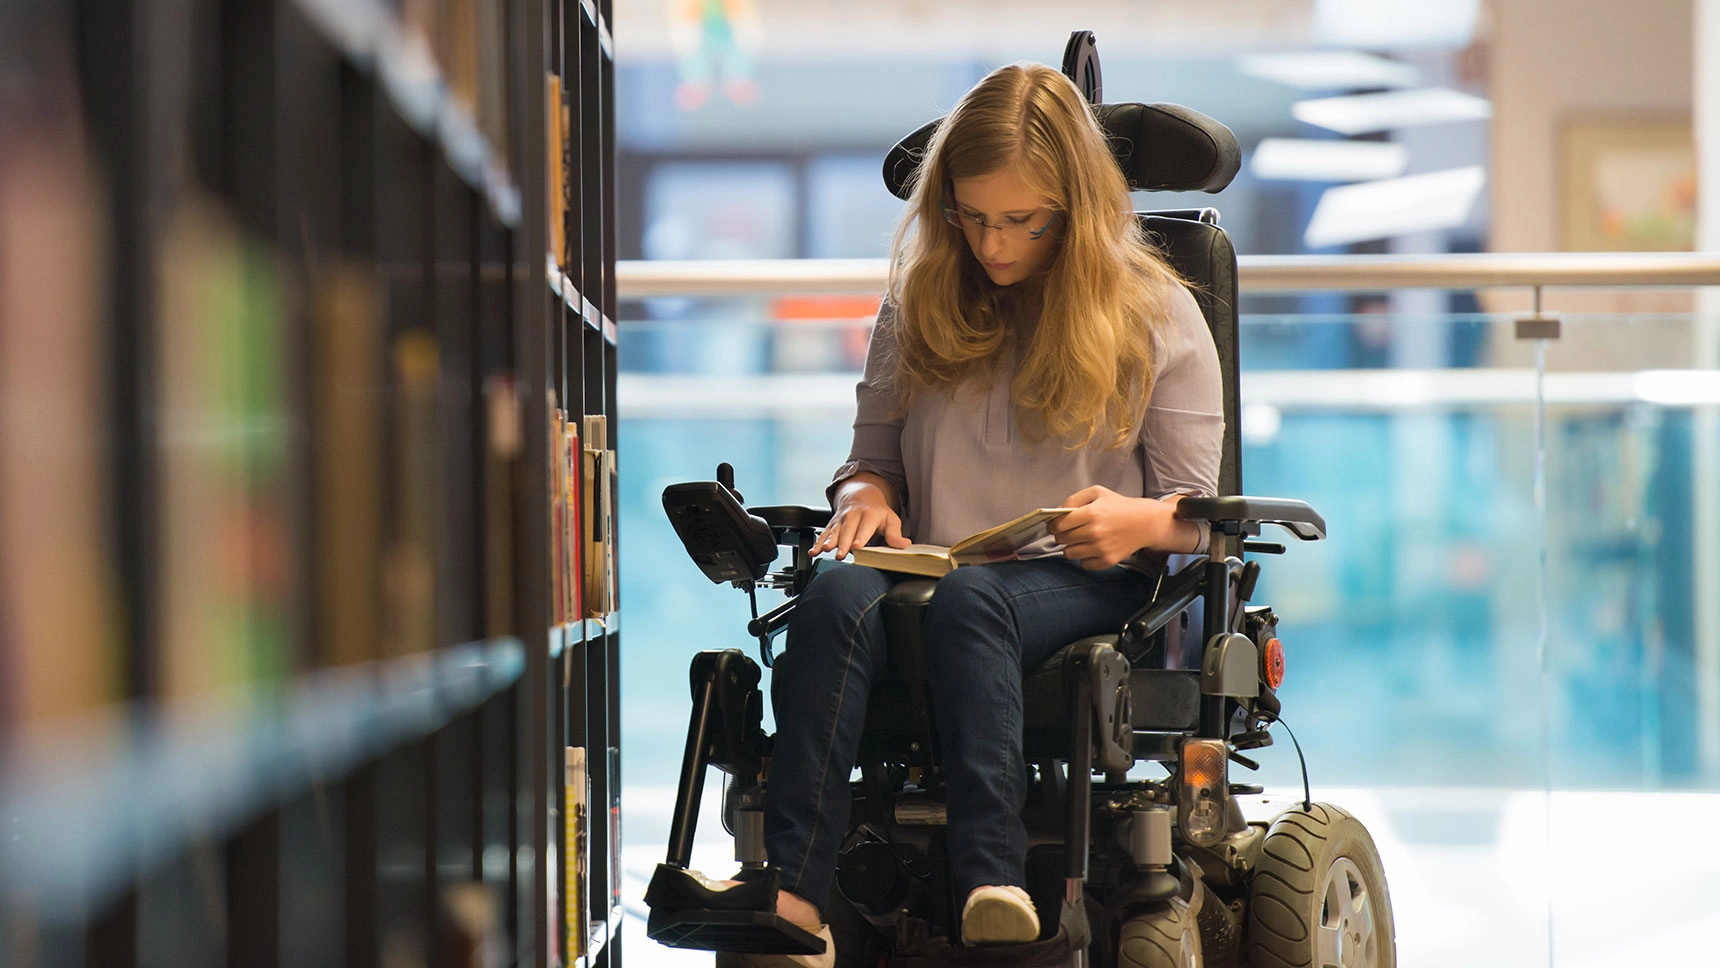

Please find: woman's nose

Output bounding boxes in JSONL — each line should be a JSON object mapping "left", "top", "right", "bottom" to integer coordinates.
{"left": 978, "top": 227, "right": 1009, "bottom": 261}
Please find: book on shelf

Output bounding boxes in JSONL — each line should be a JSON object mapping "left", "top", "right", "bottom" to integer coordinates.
{"left": 0, "top": 92, "right": 119, "bottom": 725}
{"left": 387, "top": 329, "right": 440, "bottom": 656}
{"left": 546, "top": 72, "right": 566, "bottom": 270}
{"left": 156, "top": 199, "right": 297, "bottom": 699}
{"left": 566, "top": 746, "right": 590, "bottom": 958}
{"left": 565, "top": 420, "right": 583, "bottom": 623}
{"left": 847, "top": 507, "right": 1074, "bottom": 578}
{"left": 606, "top": 746, "right": 622, "bottom": 913}
{"left": 580, "top": 415, "right": 615, "bottom": 619}
{"left": 440, "top": 0, "right": 480, "bottom": 114}
{"left": 548, "top": 401, "right": 586, "bottom": 630}
{"left": 311, "top": 262, "right": 384, "bottom": 668}
{"left": 440, "top": 881, "right": 505, "bottom": 968}
{"left": 482, "top": 373, "right": 518, "bottom": 637}
{"left": 549, "top": 401, "right": 565, "bottom": 626}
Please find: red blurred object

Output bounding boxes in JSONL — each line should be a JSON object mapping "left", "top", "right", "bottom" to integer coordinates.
{"left": 768, "top": 294, "right": 883, "bottom": 321}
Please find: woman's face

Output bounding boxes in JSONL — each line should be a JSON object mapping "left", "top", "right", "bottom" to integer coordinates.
{"left": 947, "top": 166, "right": 1062, "bottom": 287}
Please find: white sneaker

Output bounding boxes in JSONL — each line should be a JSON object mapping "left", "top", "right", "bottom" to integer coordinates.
{"left": 713, "top": 925, "right": 835, "bottom": 968}
{"left": 961, "top": 885, "right": 1040, "bottom": 945}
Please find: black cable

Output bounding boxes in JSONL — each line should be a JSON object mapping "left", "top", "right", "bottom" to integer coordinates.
{"left": 1269, "top": 714, "right": 1313, "bottom": 812}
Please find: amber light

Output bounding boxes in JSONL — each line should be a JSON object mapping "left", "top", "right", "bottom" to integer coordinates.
{"left": 1181, "top": 739, "right": 1225, "bottom": 790}
{"left": 1264, "top": 637, "right": 1285, "bottom": 690}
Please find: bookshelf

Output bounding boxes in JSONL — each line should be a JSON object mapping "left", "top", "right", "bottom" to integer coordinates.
{"left": 0, "top": 0, "right": 619, "bottom": 966}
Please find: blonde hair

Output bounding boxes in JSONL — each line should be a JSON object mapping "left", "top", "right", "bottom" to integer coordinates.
{"left": 886, "top": 63, "right": 1186, "bottom": 449}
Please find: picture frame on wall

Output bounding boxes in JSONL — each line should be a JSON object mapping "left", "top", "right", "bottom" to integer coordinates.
{"left": 1559, "top": 116, "right": 1696, "bottom": 251}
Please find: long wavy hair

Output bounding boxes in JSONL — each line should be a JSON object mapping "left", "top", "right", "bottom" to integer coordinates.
{"left": 886, "top": 63, "right": 1185, "bottom": 449}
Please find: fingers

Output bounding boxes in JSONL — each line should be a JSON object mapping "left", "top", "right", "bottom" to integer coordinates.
{"left": 832, "top": 512, "right": 863, "bottom": 559}
{"left": 1062, "top": 485, "right": 1103, "bottom": 508}
{"left": 813, "top": 512, "right": 860, "bottom": 558}
{"left": 1047, "top": 506, "right": 1090, "bottom": 539}
{"left": 837, "top": 508, "right": 892, "bottom": 559}
{"left": 1060, "top": 542, "right": 1116, "bottom": 570}
{"left": 883, "top": 511, "right": 911, "bottom": 549}
{"left": 812, "top": 520, "right": 840, "bottom": 556}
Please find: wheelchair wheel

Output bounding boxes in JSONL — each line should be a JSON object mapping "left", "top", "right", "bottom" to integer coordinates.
{"left": 1245, "top": 803, "right": 1395, "bottom": 968}
{"left": 1116, "top": 897, "right": 1199, "bottom": 968}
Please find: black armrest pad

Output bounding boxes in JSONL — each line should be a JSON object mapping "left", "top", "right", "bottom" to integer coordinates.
{"left": 1175, "top": 496, "right": 1326, "bottom": 541}
{"left": 751, "top": 505, "right": 832, "bottom": 531}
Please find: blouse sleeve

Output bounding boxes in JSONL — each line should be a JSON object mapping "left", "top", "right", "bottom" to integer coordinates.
{"left": 1141, "top": 284, "right": 1224, "bottom": 501}
{"left": 827, "top": 301, "right": 910, "bottom": 513}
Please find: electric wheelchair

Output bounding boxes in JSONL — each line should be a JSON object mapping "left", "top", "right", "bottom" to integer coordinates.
{"left": 645, "top": 34, "right": 1396, "bottom": 968}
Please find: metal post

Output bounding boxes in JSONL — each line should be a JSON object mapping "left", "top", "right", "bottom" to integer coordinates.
{"left": 666, "top": 673, "right": 717, "bottom": 868}
{"left": 1693, "top": 0, "right": 1720, "bottom": 782}
{"left": 1064, "top": 669, "right": 1092, "bottom": 968}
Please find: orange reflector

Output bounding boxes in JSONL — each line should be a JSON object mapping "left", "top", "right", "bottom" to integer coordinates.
{"left": 1264, "top": 637, "right": 1286, "bottom": 690}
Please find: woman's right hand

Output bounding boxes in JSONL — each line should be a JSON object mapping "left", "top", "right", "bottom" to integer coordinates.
{"left": 813, "top": 472, "right": 912, "bottom": 559}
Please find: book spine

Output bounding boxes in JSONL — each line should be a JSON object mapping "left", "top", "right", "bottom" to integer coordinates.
{"left": 157, "top": 201, "right": 296, "bottom": 698}
{"left": 312, "top": 263, "right": 383, "bottom": 667}
{"left": 0, "top": 101, "right": 118, "bottom": 724}
{"left": 482, "top": 373, "right": 518, "bottom": 637}
{"left": 566, "top": 746, "right": 589, "bottom": 958}
{"left": 387, "top": 329, "right": 440, "bottom": 657}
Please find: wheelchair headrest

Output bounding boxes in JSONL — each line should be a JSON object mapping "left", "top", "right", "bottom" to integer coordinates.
{"left": 882, "top": 100, "right": 1242, "bottom": 201}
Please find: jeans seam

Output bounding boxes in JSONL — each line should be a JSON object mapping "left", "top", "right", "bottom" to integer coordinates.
{"left": 786, "top": 586, "right": 888, "bottom": 897}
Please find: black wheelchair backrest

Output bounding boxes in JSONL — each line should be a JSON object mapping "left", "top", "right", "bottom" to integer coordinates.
{"left": 883, "top": 101, "right": 1241, "bottom": 201}
{"left": 1139, "top": 213, "right": 1241, "bottom": 498}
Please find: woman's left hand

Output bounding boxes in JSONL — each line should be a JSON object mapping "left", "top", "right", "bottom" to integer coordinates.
{"left": 1049, "top": 486, "right": 1177, "bottom": 569}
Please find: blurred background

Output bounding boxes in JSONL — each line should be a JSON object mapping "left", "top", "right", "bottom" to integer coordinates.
{"left": 4, "top": 0, "right": 1718, "bottom": 965}
{"left": 611, "top": 0, "right": 1720, "bottom": 965}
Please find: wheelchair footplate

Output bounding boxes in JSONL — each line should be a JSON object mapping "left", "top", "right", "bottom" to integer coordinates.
{"left": 643, "top": 864, "right": 828, "bottom": 955}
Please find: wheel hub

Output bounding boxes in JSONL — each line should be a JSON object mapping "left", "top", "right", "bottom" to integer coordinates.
{"left": 1317, "top": 856, "right": 1376, "bottom": 968}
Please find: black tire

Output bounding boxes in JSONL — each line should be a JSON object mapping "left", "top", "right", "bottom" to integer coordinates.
{"left": 1246, "top": 803, "right": 1396, "bottom": 968}
{"left": 1116, "top": 898, "right": 1200, "bottom": 968}
{"left": 1193, "top": 880, "right": 1244, "bottom": 968}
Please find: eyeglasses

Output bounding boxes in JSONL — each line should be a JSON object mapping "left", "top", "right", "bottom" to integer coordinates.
{"left": 940, "top": 205, "right": 1062, "bottom": 242}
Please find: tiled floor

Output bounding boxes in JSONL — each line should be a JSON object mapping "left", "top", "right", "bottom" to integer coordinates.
{"left": 618, "top": 784, "right": 1720, "bottom": 967}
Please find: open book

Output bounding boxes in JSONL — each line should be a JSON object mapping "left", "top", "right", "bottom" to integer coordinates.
{"left": 848, "top": 507, "right": 1073, "bottom": 578}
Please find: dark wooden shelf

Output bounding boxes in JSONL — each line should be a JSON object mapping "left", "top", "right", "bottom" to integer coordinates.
{"left": 549, "top": 615, "right": 622, "bottom": 658}
{"left": 0, "top": 638, "right": 524, "bottom": 919}
{"left": 549, "top": 256, "right": 619, "bottom": 345}
{"left": 293, "top": 0, "right": 522, "bottom": 228}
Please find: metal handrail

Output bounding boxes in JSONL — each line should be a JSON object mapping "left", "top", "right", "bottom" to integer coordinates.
{"left": 616, "top": 253, "right": 1720, "bottom": 298}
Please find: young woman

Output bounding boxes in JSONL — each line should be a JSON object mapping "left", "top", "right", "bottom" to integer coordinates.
{"left": 723, "top": 62, "right": 1223, "bottom": 968}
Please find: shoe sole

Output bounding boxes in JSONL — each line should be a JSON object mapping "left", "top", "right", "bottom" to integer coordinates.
{"left": 962, "top": 896, "right": 1039, "bottom": 944}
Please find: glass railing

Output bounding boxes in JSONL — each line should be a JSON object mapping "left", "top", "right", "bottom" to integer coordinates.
{"left": 611, "top": 260, "right": 1720, "bottom": 967}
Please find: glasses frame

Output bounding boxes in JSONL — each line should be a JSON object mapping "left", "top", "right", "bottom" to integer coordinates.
{"left": 939, "top": 198, "right": 1063, "bottom": 242}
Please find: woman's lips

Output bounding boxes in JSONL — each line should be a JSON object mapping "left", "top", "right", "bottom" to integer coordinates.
{"left": 986, "top": 262, "right": 1015, "bottom": 272}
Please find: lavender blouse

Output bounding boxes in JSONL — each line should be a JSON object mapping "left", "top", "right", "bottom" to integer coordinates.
{"left": 828, "top": 283, "right": 1224, "bottom": 558}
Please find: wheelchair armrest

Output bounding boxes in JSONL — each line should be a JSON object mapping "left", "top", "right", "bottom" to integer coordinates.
{"left": 750, "top": 505, "right": 832, "bottom": 532}
{"left": 1175, "top": 495, "right": 1326, "bottom": 541}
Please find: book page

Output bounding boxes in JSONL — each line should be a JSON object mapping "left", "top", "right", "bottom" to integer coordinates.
{"left": 856, "top": 543, "right": 951, "bottom": 558}
{"left": 949, "top": 507, "right": 1072, "bottom": 562}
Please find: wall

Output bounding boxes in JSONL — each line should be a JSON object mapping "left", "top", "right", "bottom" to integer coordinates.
{"left": 1489, "top": 0, "right": 1693, "bottom": 255}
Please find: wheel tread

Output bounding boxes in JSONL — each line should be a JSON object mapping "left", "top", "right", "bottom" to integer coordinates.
{"left": 1244, "top": 803, "right": 1395, "bottom": 968}
{"left": 1116, "top": 900, "right": 1198, "bottom": 968}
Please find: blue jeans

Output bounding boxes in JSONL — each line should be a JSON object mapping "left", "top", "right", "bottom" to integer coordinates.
{"left": 762, "top": 558, "right": 1156, "bottom": 912}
